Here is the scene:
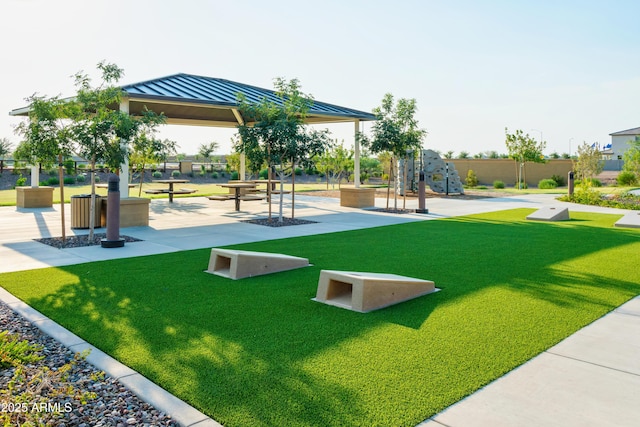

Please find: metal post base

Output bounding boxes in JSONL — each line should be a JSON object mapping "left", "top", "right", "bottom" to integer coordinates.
{"left": 101, "top": 238, "right": 125, "bottom": 248}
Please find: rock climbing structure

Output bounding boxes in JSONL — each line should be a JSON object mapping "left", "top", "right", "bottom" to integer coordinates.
{"left": 397, "top": 149, "right": 465, "bottom": 195}
{"left": 421, "top": 149, "right": 464, "bottom": 194}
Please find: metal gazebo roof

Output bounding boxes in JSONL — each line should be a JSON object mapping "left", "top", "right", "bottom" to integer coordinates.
{"left": 120, "top": 73, "right": 376, "bottom": 126}
{"left": 10, "top": 73, "right": 376, "bottom": 126}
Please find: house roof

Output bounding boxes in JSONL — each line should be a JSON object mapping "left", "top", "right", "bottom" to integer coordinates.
{"left": 609, "top": 127, "right": 640, "bottom": 136}
{"left": 10, "top": 73, "right": 376, "bottom": 127}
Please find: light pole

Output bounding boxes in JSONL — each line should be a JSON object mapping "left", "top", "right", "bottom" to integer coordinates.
{"left": 531, "top": 128, "right": 543, "bottom": 145}
{"left": 569, "top": 137, "right": 573, "bottom": 157}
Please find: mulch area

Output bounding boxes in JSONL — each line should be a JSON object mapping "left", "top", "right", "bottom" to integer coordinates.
{"left": 35, "top": 234, "right": 142, "bottom": 249}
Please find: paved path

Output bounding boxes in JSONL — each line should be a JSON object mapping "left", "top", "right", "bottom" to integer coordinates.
{"left": 0, "top": 192, "right": 638, "bottom": 426}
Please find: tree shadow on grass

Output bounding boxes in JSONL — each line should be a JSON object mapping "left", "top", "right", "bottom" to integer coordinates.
{"left": 5, "top": 208, "right": 640, "bottom": 426}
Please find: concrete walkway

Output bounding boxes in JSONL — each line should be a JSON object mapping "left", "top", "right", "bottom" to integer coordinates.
{"left": 0, "top": 192, "right": 638, "bottom": 426}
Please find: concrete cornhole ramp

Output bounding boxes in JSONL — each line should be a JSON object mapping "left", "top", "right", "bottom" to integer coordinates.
{"left": 205, "top": 249, "right": 310, "bottom": 280}
{"left": 614, "top": 211, "right": 640, "bottom": 228}
{"left": 314, "top": 270, "right": 437, "bottom": 313}
{"left": 526, "top": 207, "right": 570, "bottom": 221}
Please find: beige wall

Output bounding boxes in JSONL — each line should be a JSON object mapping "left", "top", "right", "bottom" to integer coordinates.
{"left": 449, "top": 159, "right": 573, "bottom": 186}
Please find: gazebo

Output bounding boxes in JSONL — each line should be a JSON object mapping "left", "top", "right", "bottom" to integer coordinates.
{"left": 11, "top": 73, "right": 377, "bottom": 206}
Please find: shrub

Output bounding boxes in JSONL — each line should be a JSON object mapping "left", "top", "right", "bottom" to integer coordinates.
{"left": 0, "top": 330, "right": 43, "bottom": 368}
{"left": 0, "top": 348, "right": 101, "bottom": 426}
{"left": 465, "top": 169, "right": 478, "bottom": 187}
{"left": 15, "top": 174, "right": 27, "bottom": 187}
{"left": 550, "top": 174, "right": 565, "bottom": 187}
{"left": 576, "top": 178, "right": 602, "bottom": 187}
{"left": 515, "top": 180, "right": 528, "bottom": 189}
{"left": 76, "top": 174, "right": 86, "bottom": 183}
{"left": 493, "top": 180, "right": 505, "bottom": 189}
{"left": 304, "top": 167, "right": 316, "bottom": 175}
{"left": 259, "top": 169, "right": 269, "bottom": 179}
{"left": 230, "top": 171, "right": 239, "bottom": 180}
{"left": 569, "top": 187, "right": 603, "bottom": 205}
{"left": 63, "top": 176, "right": 75, "bottom": 185}
{"left": 171, "top": 170, "right": 181, "bottom": 178}
{"left": 78, "top": 163, "right": 86, "bottom": 169}
{"left": 94, "top": 175, "right": 100, "bottom": 183}
{"left": 617, "top": 171, "right": 637, "bottom": 186}
{"left": 294, "top": 167, "right": 303, "bottom": 176}
{"left": 152, "top": 171, "right": 162, "bottom": 178}
{"left": 46, "top": 177, "right": 59, "bottom": 186}
{"left": 538, "top": 179, "right": 558, "bottom": 189}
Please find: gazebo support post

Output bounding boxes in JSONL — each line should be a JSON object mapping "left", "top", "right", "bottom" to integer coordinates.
{"left": 354, "top": 119, "right": 360, "bottom": 188}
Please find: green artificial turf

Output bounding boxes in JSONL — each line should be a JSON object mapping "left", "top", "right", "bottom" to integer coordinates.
{"left": 1, "top": 208, "right": 639, "bottom": 426}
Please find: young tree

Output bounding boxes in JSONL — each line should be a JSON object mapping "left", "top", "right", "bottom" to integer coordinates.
{"left": 622, "top": 136, "right": 640, "bottom": 178}
{"left": 130, "top": 135, "right": 176, "bottom": 196}
{"left": 574, "top": 142, "right": 604, "bottom": 185}
{"left": 358, "top": 93, "right": 426, "bottom": 209}
{"left": 0, "top": 138, "right": 12, "bottom": 159}
{"left": 236, "top": 77, "right": 331, "bottom": 222}
{"left": 68, "top": 61, "right": 165, "bottom": 238}
{"left": 505, "top": 128, "right": 547, "bottom": 189}
{"left": 314, "top": 142, "right": 353, "bottom": 189}
{"left": 14, "top": 94, "right": 73, "bottom": 239}
{"left": 198, "top": 141, "right": 219, "bottom": 172}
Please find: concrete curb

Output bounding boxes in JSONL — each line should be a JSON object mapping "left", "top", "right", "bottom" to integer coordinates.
{"left": 0, "top": 287, "right": 222, "bottom": 427}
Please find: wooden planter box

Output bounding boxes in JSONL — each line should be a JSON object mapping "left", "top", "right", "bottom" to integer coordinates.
{"left": 339, "top": 187, "right": 376, "bottom": 208}
{"left": 16, "top": 186, "right": 54, "bottom": 208}
{"left": 100, "top": 197, "right": 150, "bottom": 228}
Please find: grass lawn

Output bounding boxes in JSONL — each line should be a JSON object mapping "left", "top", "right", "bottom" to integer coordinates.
{"left": 1, "top": 209, "right": 639, "bottom": 426}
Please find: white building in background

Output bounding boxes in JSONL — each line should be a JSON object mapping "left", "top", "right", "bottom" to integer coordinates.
{"left": 608, "top": 127, "right": 640, "bottom": 160}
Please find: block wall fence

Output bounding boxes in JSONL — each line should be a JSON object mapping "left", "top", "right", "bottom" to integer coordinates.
{"left": 447, "top": 159, "right": 573, "bottom": 186}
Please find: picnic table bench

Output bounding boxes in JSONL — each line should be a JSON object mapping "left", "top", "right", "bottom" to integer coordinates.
{"left": 213, "top": 182, "right": 267, "bottom": 211}
{"left": 146, "top": 179, "right": 196, "bottom": 202}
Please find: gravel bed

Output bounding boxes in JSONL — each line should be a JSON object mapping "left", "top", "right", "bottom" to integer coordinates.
{"left": 0, "top": 301, "right": 178, "bottom": 426}
{"left": 241, "top": 217, "right": 318, "bottom": 227}
{"left": 35, "top": 234, "right": 142, "bottom": 249}
{"left": 368, "top": 208, "right": 417, "bottom": 214}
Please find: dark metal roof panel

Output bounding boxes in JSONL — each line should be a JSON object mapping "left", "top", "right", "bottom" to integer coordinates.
{"left": 609, "top": 127, "right": 640, "bottom": 136}
{"left": 121, "top": 73, "right": 376, "bottom": 120}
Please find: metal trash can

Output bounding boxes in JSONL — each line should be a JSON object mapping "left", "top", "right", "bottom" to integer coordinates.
{"left": 70, "top": 194, "right": 102, "bottom": 229}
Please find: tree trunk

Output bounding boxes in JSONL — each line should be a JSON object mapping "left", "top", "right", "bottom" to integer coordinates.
{"left": 278, "top": 169, "right": 284, "bottom": 223}
{"left": 291, "top": 159, "right": 295, "bottom": 219}
{"left": 138, "top": 166, "right": 145, "bottom": 197}
{"left": 89, "top": 157, "right": 96, "bottom": 241}
{"left": 386, "top": 160, "right": 392, "bottom": 209}
{"left": 402, "top": 155, "right": 408, "bottom": 210}
{"left": 58, "top": 154, "right": 66, "bottom": 240}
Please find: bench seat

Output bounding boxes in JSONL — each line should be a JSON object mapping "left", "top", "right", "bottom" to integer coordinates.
{"left": 173, "top": 188, "right": 197, "bottom": 195}
{"left": 207, "top": 195, "right": 234, "bottom": 201}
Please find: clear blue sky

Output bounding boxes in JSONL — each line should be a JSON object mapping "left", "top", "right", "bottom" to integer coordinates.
{"left": 2, "top": 0, "right": 639, "bottom": 156}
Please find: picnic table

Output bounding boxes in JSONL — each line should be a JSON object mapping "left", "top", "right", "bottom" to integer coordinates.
{"left": 215, "top": 182, "right": 262, "bottom": 211}
{"left": 146, "top": 179, "right": 196, "bottom": 202}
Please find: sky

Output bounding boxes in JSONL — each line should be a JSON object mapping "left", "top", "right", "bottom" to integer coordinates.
{"left": 2, "top": 0, "right": 640, "bottom": 157}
